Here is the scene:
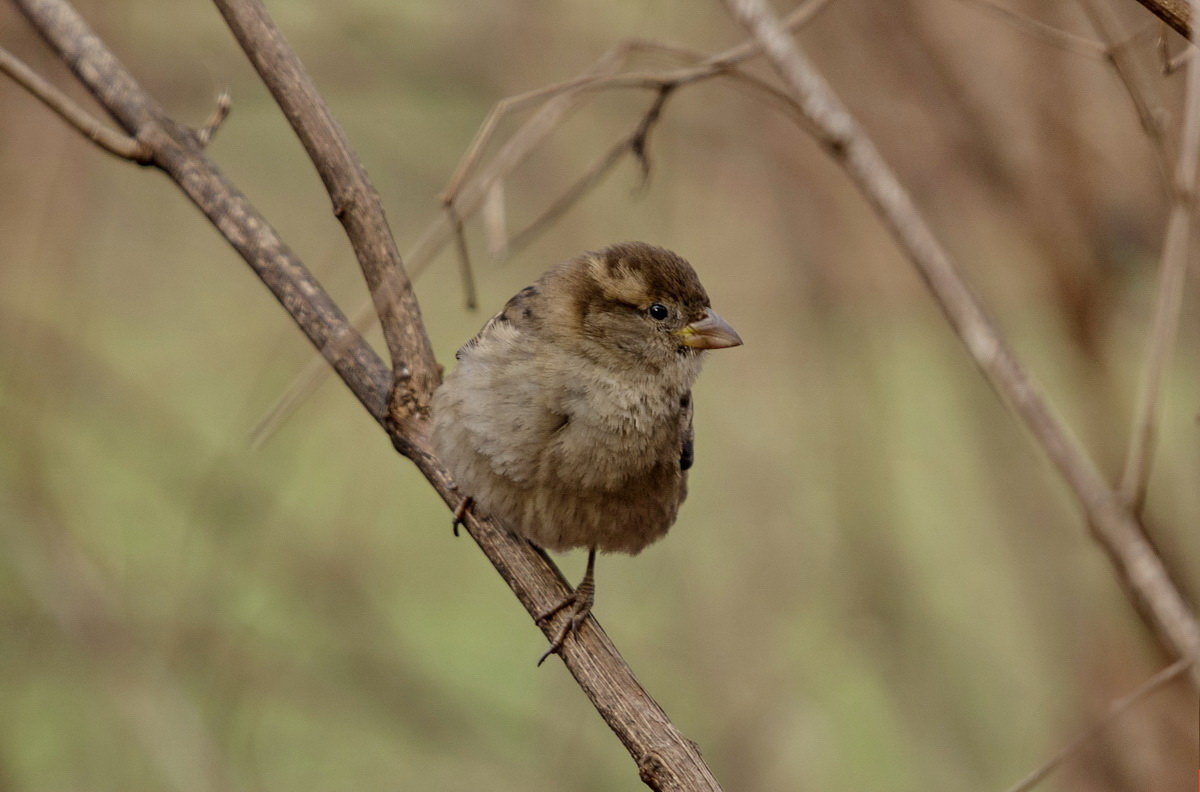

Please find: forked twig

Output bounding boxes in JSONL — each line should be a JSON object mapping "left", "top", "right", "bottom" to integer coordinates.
{"left": 7, "top": 0, "right": 724, "bottom": 787}
{"left": 251, "top": 0, "right": 830, "bottom": 444}
{"left": 1082, "top": 0, "right": 1174, "bottom": 184}
{"left": 212, "top": 0, "right": 441, "bottom": 413}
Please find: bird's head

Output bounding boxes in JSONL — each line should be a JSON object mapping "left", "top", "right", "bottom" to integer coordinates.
{"left": 542, "top": 242, "right": 742, "bottom": 374}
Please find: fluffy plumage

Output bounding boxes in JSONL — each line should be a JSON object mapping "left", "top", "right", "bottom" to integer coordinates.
{"left": 431, "top": 242, "right": 741, "bottom": 659}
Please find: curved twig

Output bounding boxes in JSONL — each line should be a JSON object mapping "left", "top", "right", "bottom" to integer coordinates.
{"left": 0, "top": 42, "right": 150, "bottom": 161}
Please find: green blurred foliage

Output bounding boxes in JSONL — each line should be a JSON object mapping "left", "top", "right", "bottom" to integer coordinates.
{"left": 0, "top": 0, "right": 1197, "bottom": 790}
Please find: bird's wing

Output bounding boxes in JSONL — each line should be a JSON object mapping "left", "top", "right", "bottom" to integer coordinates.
{"left": 455, "top": 284, "right": 541, "bottom": 360}
{"left": 679, "top": 391, "right": 694, "bottom": 471}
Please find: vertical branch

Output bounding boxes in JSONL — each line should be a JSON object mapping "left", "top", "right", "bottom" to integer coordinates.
{"left": 723, "top": 0, "right": 1200, "bottom": 686}
{"left": 210, "top": 0, "right": 441, "bottom": 414}
{"left": 1119, "top": 0, "right": 1200, "bottom": 511}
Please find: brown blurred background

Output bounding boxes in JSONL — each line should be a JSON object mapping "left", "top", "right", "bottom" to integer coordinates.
{"left": 1, "top": 0, "right": 1197, "bottom": 790}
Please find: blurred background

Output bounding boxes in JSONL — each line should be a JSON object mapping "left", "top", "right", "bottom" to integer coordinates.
{"left": 1, "top": 0, "right": 1197, "bottom": 789}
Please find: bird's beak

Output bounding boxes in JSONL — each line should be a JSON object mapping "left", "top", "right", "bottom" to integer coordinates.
{"left": 675, "top": 308, "right": 743, "bottom": 349}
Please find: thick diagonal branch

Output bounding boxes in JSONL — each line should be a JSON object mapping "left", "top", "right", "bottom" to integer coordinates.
{"left": 9, "top": 0, "right": 722, "bottom": 787}
{"left": 725, "top": 0, "right": 1200, "bottom": 688}
{"left": 1134, "top": 0, "right": 1191, "bottom": 38}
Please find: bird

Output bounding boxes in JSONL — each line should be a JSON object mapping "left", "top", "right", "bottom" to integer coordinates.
{"left": 431, "top": 241, "right": 742, "bottom": 663}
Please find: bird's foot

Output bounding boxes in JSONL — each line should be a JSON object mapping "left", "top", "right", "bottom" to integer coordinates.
{"left": 451, "top": 496, "right": 473, "bottom": 537}
{"left": 535, "top": 578, "right": 595, "bottom": 666}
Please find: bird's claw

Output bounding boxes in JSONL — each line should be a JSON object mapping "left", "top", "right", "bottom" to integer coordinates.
{"left": 451, "top": 496, "right": 473, "bottom": 537}
{"left": 535, "top": 584, "right": 594, "bottom": 666}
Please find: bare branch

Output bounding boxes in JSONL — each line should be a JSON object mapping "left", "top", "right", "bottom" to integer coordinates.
{"left": 0, "top": 43, "right": 150, "bottom": 162}
{"left": 1003, "top": 657, "right": 1193, "bottom": 792}
{"left": 250, "top": 6, "right": 832, "bottom": 443}
{"left": 1162, "top": 38, "right": 1194, "bottom": 73}
{"left": 444, "top": 201, "right": 478, "bottom": 310}
{"left": 508, "top": 86, "right": 674, "bottom": 255}
{"left": 507, "top": 137, "right": 630, "bottom": 256}
{"left": 10, "top": 0, "right": 724, "bottom": 787}
{"left": 211, "top": 0, "right": 440, "bottom": 414}
{"left": 439, "top": 0, "right": 831, "bottom": 206}
{"left": 1083, "top": 0, "right": 1200, "bottom": 511}
{"left": 12, "top": 0, "right": 393, "bottom": 419}
{"left": 1118, "top": 0, "right": 1200, "bottom": 512}
{"left": 1133, "top": 0, "right": 1192, "bottom": 38}
{"left": 723, "top": 0, "right": 1200, "bottom": 688}
{"left": 957, "top": 0, "right": 1108, "bottom": 58}
{"left": 482, "top": 180, "right": 509, "bottom": 258}
{"left": 1082, "top": 0, "right": 1174, "bottom": 185}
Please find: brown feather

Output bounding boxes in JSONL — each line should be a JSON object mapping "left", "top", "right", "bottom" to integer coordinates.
{"left": 432, "top": 242, "right": 734, "bottom": 555}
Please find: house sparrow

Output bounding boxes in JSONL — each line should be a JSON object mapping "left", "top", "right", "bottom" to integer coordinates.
{"left": 431, "top": 242, "right": 742, "bottom": 663}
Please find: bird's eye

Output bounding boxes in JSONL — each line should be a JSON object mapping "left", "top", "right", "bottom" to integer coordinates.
{"left": 647, "top": 303, "right": 669, "bottom": 321}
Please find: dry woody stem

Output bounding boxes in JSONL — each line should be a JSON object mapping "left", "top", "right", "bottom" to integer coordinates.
{"left": 724, "top": 0, "right": 1200, "bottom": 689}
{"left": 0, "top": 42, "right": 149, "bottom": 161}
{"left": 1118, "top": 0, "right": 1200, "bottom": 512}
{"left": 1135, "top": 0, "right": 1192, "bottom": 38}
{"left": 6, "top": 0, "right": 1199, "bottom": 787}
{"left": 7, "top": 0, "right": 721, "bottom": 788}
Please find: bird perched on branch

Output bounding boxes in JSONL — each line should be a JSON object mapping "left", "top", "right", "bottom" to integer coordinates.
{"left": 432, "top": 241, "right": 742, "bottom": 663}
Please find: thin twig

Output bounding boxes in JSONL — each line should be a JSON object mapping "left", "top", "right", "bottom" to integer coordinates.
{"left": 445, "top": 201, "right": 478, "bottom": 310}
{"left": 0, "top": 43, "right": 150, "bottom": 161}
{"left": 482, "top": 180, "right": 509, "bottom": 258}
{"left": 1002, "top": 657, "right": 1194, "bottom": 792}
{"left": 1166, "top": 44, "right": 1194, "bottom": 72}
{"left": 439, "top": 0, "right": 832, "bottom": 205}
{"left": 508, "top": 86, "right": 674, "bottom": 255}
{"left": 724, "top": 0, "right": 1200, "bottom": 689}
{"left": 1082, "top": 0, "right": 1174, "bottom": 185}
{"left": 957, "top": 0, "right": 1108, "bottom": 58}
{"left": 1119, "top": 0, "right": 1200, "bottom": 511}
{"left": 1133, "top": 0, "right": 1192, "bottom": 38}
{"left": 9, "top": 0, "right": 724, "bottom": 787}
{"left": 252, "top": 4, "right": 830, "bottom": 443}
{"left": 248, "top": 350, "right": 331, "bottom": 449}
{"left": 1156, "top": 24, "right": 1195, "bottom": 73}
{"left": 507, "top": 137, "right": 630, "bottom": 256}
{"left": 195, "top": 88, "right": 231, "bottom": 146}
